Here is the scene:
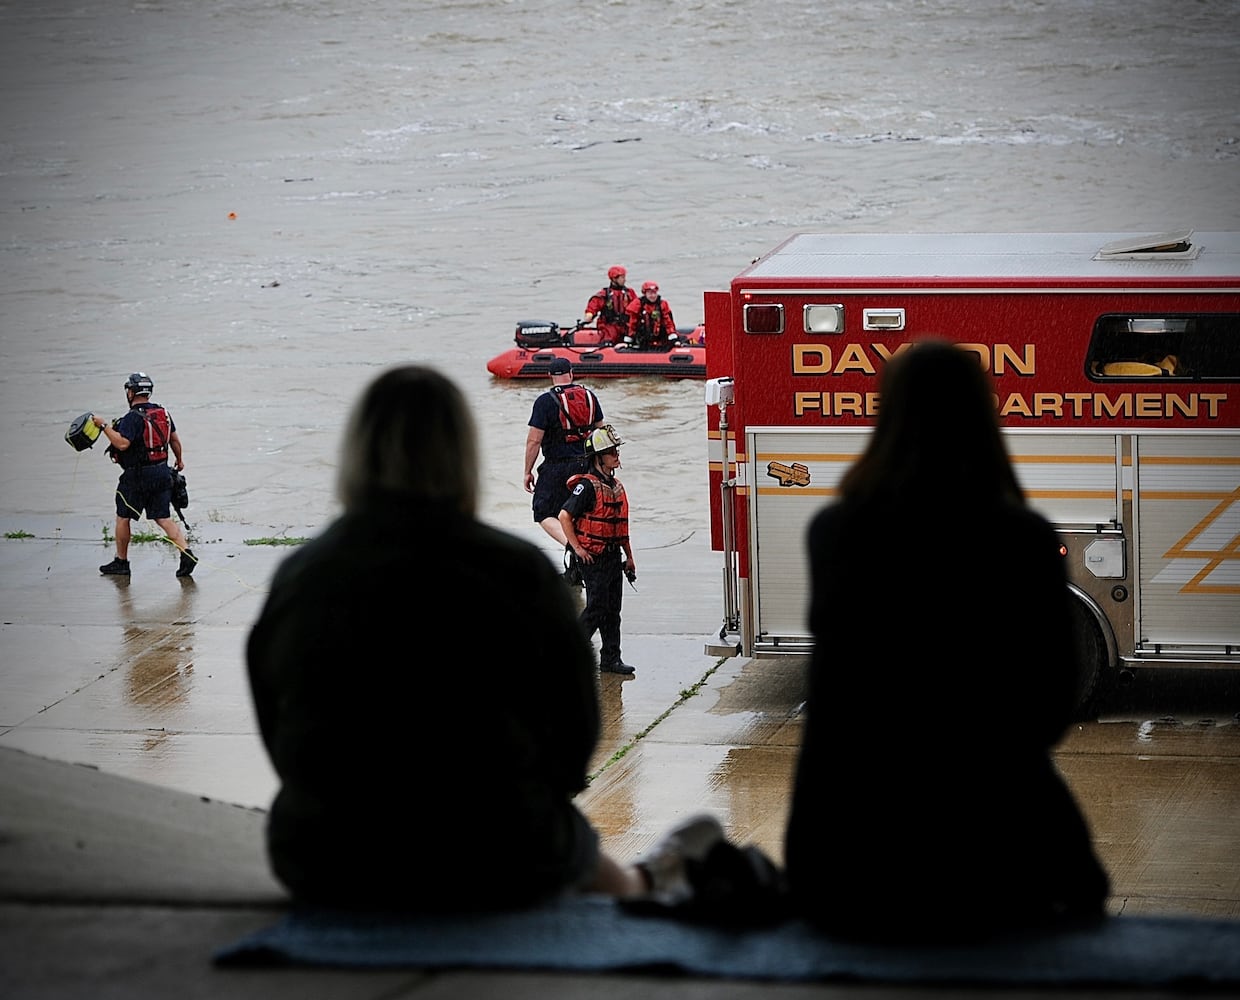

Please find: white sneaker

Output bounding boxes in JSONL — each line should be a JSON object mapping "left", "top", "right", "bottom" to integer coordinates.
{"left": 634, "top": 814, "right": 725, "bottom": 904}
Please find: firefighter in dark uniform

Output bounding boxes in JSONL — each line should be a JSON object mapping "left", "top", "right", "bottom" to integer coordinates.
{"left": 523, "top": 357, "right": 603, "bottom": 550}
{"left": 559, "top": 425, "right": 636, "bottom": 675}
{"left": 92, "top": 372, "right": 196, "bottom": 578}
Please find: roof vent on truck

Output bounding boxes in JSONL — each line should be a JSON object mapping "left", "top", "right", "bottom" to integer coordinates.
{"left": 1095, "top": 229, "right": 1200, "bottom": 261}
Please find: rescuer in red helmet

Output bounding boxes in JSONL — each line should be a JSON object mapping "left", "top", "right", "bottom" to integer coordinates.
{"left": 624, "top": 280, "right": 679, "bottom": 351}
{"left": 581, "top": 265, "right": 637, "bottom": 346}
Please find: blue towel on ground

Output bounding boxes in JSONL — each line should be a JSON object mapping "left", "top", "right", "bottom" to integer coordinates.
{"left": 214, "top": 895, "right": 1240, "bottom": 988}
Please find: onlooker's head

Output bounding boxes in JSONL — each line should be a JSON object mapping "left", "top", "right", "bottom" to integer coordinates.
{"left": 337, "top": 365, "right": 478, "bottom": 515}
{"left": 840, "top": 338, "right": 1023, "bottom": 508}
{"left": 548, "top": 357, "right": 573, "bottom": 383}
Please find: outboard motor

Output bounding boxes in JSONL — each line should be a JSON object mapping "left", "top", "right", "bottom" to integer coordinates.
{"left": 514, "top": 320, "right": 562, "bottom": 347}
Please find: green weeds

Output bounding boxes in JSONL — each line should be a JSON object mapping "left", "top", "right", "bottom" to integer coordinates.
{"left": 587, "top": 659, "right": 725, "bottom": 782}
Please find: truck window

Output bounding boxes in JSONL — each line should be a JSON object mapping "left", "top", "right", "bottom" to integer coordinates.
{"left": 1087, "top": 313, "right": 1240, "bottom": 380}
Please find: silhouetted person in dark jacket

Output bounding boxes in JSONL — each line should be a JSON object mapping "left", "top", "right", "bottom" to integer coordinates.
{"left": 247, "top": 365, "right": 649, "bottom": 910}
{"left": 785, "top": 339, "right": 1110, "bottom": 942}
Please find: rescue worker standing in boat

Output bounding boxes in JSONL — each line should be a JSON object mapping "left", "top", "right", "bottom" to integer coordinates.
{"left": 559, "top": 425, "right": 636, "bottom": 675}
{"left": 582, "top": 265, "right": 637, "bottom": 346}
{"left": 93, "top": 372, "right": 196, "bottom": 578}
{"left": 624, "top": 281, "right": 679, "bottom": 351}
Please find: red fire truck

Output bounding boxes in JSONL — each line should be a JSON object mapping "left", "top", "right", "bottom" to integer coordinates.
{"left": 704, "top": 230, "right": 1240, "bottom": 710}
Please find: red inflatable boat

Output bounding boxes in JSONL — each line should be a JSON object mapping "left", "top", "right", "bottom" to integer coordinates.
{"left": 486, "top": 320, "right": 706, "bottom": 379}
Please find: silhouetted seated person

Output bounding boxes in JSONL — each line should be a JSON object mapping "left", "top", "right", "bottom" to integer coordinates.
{"left": 247, "top": 365, "right": 664, "bottom": 911}
{"left": 785, "top": 340, "right": 1110, "bottom": 943}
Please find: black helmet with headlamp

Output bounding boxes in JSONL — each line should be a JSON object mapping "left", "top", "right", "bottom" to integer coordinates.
{"left": 124, "top": 372, "right": 154, "bottom": 396}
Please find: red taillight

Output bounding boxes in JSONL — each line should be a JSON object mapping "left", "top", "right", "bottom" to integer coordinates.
{"left": 743, "top": 303, "right": 784, "bottom": 335}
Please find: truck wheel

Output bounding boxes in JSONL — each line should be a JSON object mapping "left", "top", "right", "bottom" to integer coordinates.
{"left": 1067, "top": 595, "right": 1105, "bottom": 719}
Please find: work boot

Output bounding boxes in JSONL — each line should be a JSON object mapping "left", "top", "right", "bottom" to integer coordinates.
{"left": 99, "top": 557, "right": 130, "bottom": 576}
{"left": 600, "top": 660, "right": 635, "bottom": 675}
{"left": 175, "top": 548, "right": 197, "bottom": 578}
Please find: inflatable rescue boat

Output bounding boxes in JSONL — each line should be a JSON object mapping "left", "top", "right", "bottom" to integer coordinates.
{"left": 486, "top": 320, "right": 706, "bottom": 380}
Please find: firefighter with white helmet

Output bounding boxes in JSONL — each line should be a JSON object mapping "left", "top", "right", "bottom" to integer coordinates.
{"left": 581, "top": 265, "right": 636, "bottom": 346}
{"left": 586, "top": 424, "right": 623, "bottom": 452}
{"left": 558, "top": 424, "right": 637, "bottom": 675}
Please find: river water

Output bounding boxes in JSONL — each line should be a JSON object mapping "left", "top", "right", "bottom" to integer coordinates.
{"left": 2, "top": 0, "right": 1238, "bottom": 544}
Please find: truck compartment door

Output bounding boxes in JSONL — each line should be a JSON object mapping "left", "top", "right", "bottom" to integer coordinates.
{"left": 748, "top": 429, "right": 868, "bottom": 652}
{"left": 1133, "top": 433, "right": 1240, "bottom": 648}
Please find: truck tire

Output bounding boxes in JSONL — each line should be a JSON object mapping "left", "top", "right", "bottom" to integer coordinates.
{"left": 1067, "top": 594, "right": 1106, "bottom": 719}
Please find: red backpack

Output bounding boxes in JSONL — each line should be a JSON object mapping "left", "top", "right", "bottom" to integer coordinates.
{"left": 137, "top": 405, "right": 171, "bottom": 463}
{"left": 551, "top": 384, "right": 599, "bottom": 443}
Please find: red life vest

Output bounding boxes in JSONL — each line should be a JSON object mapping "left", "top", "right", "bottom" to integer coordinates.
{"left": 597, "top": 285, "right": 634, "bottom": 326}
{"left": 566, "top": 471, "right": 628, "bottom": 555}
{"left": 627, "top": 296, "right": 675, "bottom": 346}
{"left": 551, "top": 384, "right": 599, "bottom": 443}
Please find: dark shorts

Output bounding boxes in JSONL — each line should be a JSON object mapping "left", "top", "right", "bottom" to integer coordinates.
{"left": 115, "top": 464, "right": 173, "bottom": 520}
{"left": 532, "top": 456, "right": 587, "bottom": 523}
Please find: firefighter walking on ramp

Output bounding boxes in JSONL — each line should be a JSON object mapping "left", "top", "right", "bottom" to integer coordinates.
{"left": 523, "top": 357, "right": 604, "bottom": 585}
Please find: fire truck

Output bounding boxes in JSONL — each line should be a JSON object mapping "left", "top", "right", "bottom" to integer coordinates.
{"left": 703, "top": 230, "right": 1240, "bottom": 711}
